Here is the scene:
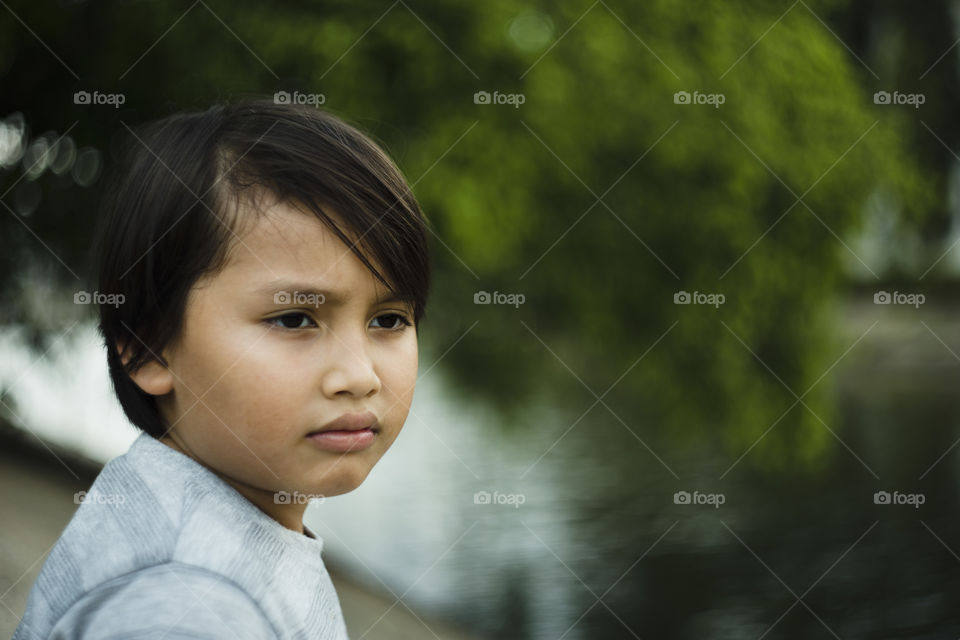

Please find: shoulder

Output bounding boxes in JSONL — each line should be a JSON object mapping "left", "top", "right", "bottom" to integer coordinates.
{"left": 49, "top": 562, "right": 278, "bottom": 639}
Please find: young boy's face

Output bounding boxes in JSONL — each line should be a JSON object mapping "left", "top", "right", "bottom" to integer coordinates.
{"left": 136, "top": 194, "right": 419, "bottom": 532}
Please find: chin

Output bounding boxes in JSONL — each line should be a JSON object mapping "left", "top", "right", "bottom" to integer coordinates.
{"left": 311, "top": 462, "right": 373, "bottom": 497}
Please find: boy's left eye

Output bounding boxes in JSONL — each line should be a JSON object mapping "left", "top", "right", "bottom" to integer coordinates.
{"left": 266, "top": 312, "right": 412, "bottom": 331}
{"left": 371, "top": 313, "right": 413, "bottom": 330}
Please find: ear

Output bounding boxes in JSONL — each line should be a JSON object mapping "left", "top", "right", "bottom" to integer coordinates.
{"left": 116, "top": 339, "right": 174, "bottom": 397}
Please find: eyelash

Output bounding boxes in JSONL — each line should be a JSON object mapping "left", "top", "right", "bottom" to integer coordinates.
{"left": 266, "top": 312, "right": 413, "bottom": 332}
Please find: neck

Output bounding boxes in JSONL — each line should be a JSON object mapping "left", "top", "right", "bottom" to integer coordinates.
{"left": 157, "top": 434, "right": 308, "bottom": 534}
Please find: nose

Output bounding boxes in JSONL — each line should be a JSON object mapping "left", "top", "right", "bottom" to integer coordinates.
{"left": 320, "top": 326, "right": 381, "bottom": 399}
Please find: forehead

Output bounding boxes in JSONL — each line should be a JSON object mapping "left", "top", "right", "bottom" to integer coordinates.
{"left": 208, "top": 196, "right": 394, "bottom": 300}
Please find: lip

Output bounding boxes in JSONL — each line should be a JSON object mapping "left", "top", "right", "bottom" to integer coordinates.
{"left": 306, "top": 411, "right": 379, "bottom": 453}
{"left": 308, "top": 411, "right": 379, "bottom": 435}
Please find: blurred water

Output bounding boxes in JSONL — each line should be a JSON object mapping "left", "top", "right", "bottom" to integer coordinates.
{"left": 0, "top": 322, "right": 137, "bottom": 461}
{"left": 314, "top": 299, "right": 960, "bottom": 639}
{"left": 2, "top": 302, "right": 959, "bottom": 638}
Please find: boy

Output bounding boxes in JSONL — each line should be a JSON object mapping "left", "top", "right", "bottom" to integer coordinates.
{"left": 12, "top": 98, "right": 431, "bottom": 639}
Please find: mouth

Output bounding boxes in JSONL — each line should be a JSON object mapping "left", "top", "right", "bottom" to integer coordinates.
{"left": 306, "top": 410, "right": 380, "bottom": 436}
{"left": 306, "top": 411, "right": 380, "bottom": 453}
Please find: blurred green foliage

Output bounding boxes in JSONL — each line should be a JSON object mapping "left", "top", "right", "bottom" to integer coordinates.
{"left": 0, "top": 0, "right": 949, "bottom": 467}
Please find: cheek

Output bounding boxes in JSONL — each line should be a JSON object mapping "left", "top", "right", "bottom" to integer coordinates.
{"left": 220, "top": 345, "right": 313, "bottom": 419}
{"left": 174, "top": 329, "right": 306, "bottom": 431}
{"left": 380, "top": 337, "right": 419, "bottom": 409}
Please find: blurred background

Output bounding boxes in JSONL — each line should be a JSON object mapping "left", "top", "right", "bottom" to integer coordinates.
{"left": 2, "top": 0, "right": 960, "bottom": 637}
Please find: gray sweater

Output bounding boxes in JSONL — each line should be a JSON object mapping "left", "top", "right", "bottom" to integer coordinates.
{"left": 12, "top": 432, "right": 351, "bottom": 639}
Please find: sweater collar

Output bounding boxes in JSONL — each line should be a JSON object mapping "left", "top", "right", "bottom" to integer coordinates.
{"left": 126, "top": 432, "right": 327, "bottom": 562}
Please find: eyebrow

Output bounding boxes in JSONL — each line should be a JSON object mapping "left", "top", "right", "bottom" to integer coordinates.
{"left": 253, "top": 280, "right": 412, "bottom": 306}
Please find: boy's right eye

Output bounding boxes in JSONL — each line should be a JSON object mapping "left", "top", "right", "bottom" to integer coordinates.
{"left": 267, "top": 313, "right": 318, "bottom": 330}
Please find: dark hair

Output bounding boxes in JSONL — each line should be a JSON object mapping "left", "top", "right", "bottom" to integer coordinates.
{"left": 94, "top": 99, "right": 431, "bottom": 439}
